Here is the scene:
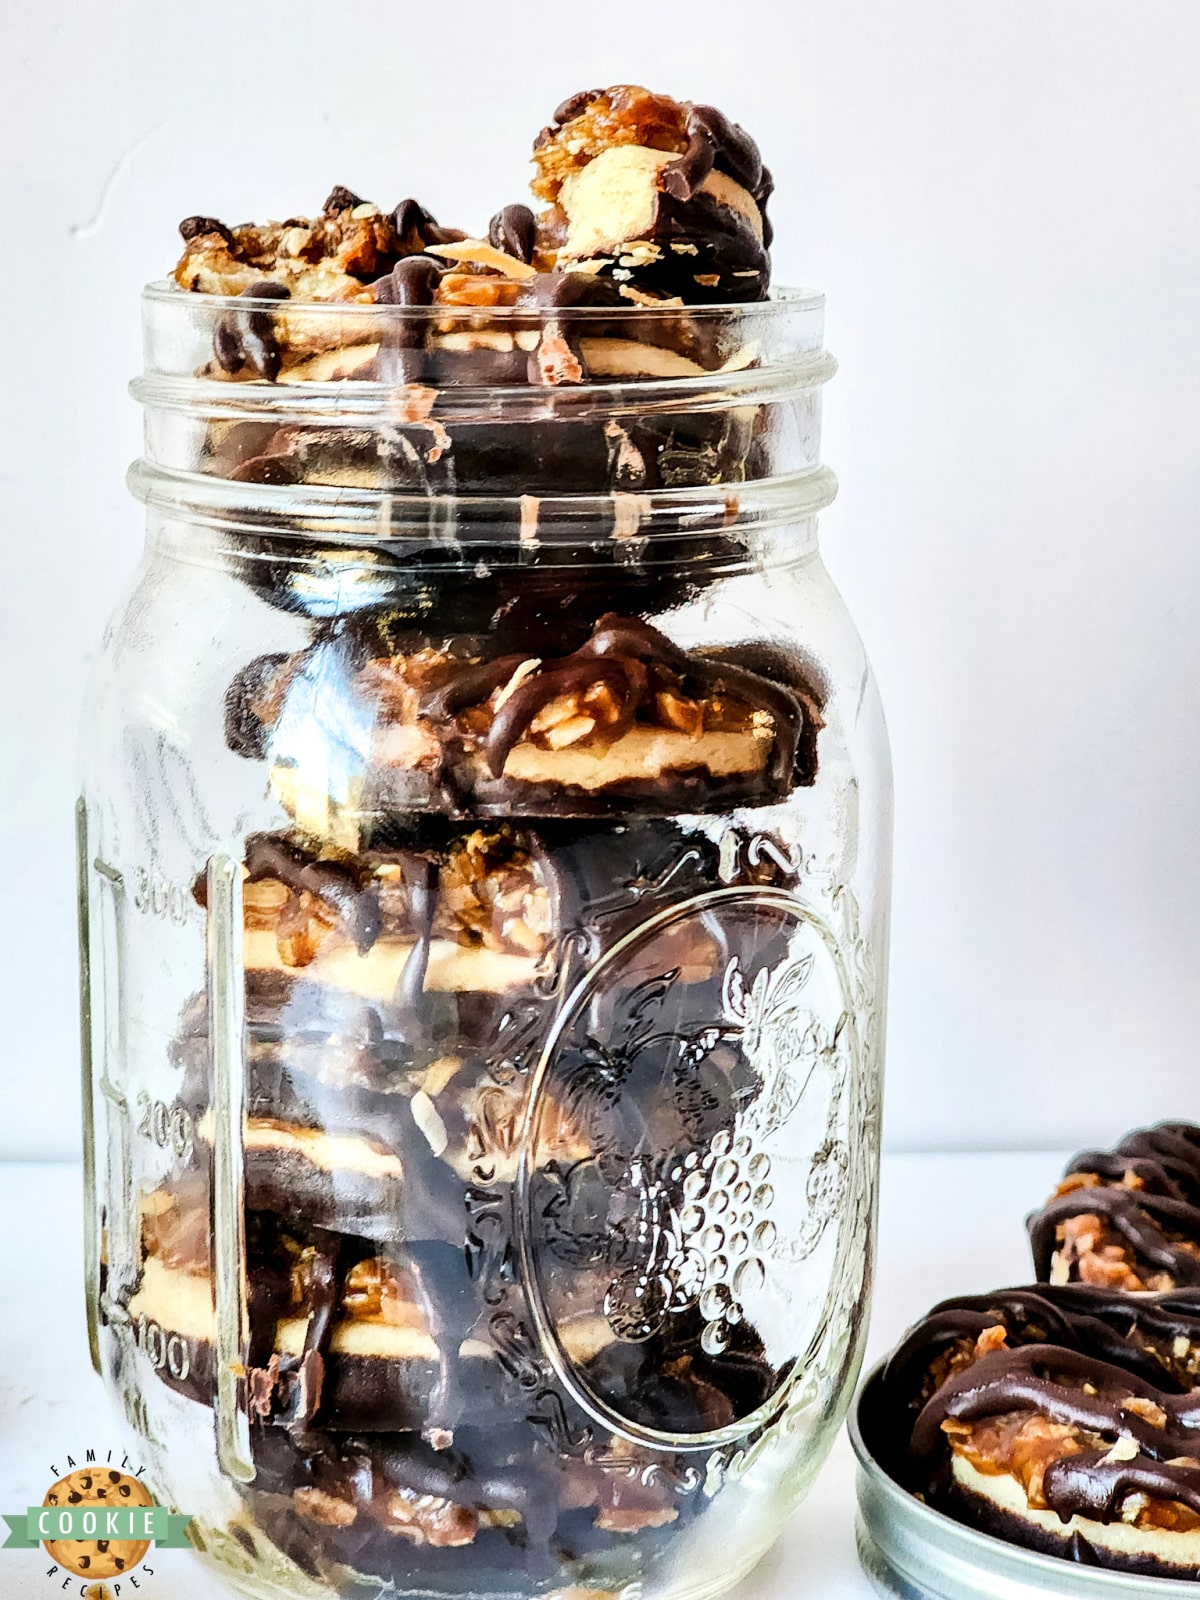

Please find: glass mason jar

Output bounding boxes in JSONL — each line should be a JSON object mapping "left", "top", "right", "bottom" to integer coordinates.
{"left": 78, "top": 284, "right": 891, "bottom": 1600}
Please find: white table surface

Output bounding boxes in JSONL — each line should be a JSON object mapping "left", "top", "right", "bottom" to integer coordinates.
{"left": 0, "top": 1152, "right": 1069, "bottom": 1598}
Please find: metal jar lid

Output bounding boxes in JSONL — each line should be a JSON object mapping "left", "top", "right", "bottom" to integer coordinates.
{"left": 849, "top": 1362, "right": 1200, "bottom": 1600}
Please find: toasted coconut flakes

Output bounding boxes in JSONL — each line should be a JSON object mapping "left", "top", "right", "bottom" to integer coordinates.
{"left": 618, "top": 285, "right": 685, "bottom": 307}
{"left": 435, "top": 330, "right": 515, "bottom": 353}
{"left": 618, "top": 241, "right": 662, "bottom": 267}
{"left": 387, "top": 385, "right": 438, "bottom": 424}
{"left": 424, "top": 419, "right": 452, "bottom": 463}
{"left": 560, "top": 257, "right": 611, "bottom": 276}
{"left": 1057, "top": 1172, "right": 1102, "bottom": 1195}
{"left": 519, "top": 495, "right": 540, "bottom": 546}
{"left": 411, "top": 1090, "right": 449, "bottom": 1157}
{"left": 1125, "top": 1395, "right": 1169, "bottom": 1427}
{"left": 494, "top": 658, "right": 543, "bottom": 711}
{"left": 425, "top": 239, "right": 538, "bottom": 280}
{"left": 717, "top": 339, "right": 762, "bottom": 373}
{"left": 612, "top": 493, "right": 650, "bottom": 543}
{"left": 974, "top": 1324, "right": 1008, "bottom": 1358}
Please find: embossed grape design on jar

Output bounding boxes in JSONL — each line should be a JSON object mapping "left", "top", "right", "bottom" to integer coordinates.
{"left": 78, "top": 287, "right": 891, "bottom": 1600}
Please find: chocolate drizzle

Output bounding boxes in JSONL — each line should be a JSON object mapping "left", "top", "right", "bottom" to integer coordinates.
{"left": 1030, "top": 1185, "right": 1200, "bottom": 1285}
{"left": 885, "top": 1283, "right": 1200, "bottom": 1399}
{"left": 293, "top": 1235, "right": 343, "bottom": 1430}
{"left": 243, "top": 833, "right": 381, "bottom": 955}
{"left": 1029, "top": 1122, "right": 1200, "bottom": 1286}
{"left": 374, "top": 255, "right": 444, "bottom": 308}
{"left": 1044, "top": 1452, "right": 1200, "bottom": 1523}
{"left": 179, "top": 214, "right": 237, "bottom": 249}
{"left": 393, "top": 855, "right": 437, "bottom": 1028}
{"left": 487, "top": 204, "right": 536, "bottom": 264}
{"left": 661, "top": 104, "right": 766, "bottom": 205}
{"left": 551, "top": 88, "right": 602, "bottom": 126}
{"left": 213, "top": 282, "right": 291, "bottom": 382}
{"left": 910, "top": 1344, "right": 1200, "bottom": 1463}
{"left": 1068, "top": 1122, "right": 1200, "bottom": 1204}
{"left": 435, "top": 612, "right": 811, "bottom": 794}
{"left": 418, "top": 654, "right": 527, "bottom": 721}
{"left": 484, "top": 656, "right": 641, "bottom": 778}
{"left": 392, "top": 198, "right": 464, "bottom": 252}
{"left": 323, "top": 185, "right": 365, "bottom": 215}
{"left": 373, "top": 255, "right": 447, "bottom": 384}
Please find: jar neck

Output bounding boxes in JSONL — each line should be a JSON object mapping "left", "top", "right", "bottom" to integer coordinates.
{"left": 135, "top": 466, "right": 830, "bottom": 577}
{"left": 142, "top": 500, "right": 823, "bottom": 583}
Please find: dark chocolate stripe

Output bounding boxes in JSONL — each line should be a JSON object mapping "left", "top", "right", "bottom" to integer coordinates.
{"left": 1029, "top": 1185, "right": 1200, "bottom": 1284}
{"left": 1066, "top": 1123, "right": 1200, "bottom": 1204}
{"left": 911, "top": 1343, "right": 1200, "bottom": 1464}
{"left": 487, "top": 205, "right": 537, "bottom": 265}
{"left": 244, "top": 834, "right": 381, "bottom": 955}
{"left": 1042, "top": 1450, "right": 1200, "bottom": 1524}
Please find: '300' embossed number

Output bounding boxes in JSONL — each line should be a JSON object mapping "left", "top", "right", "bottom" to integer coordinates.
{"left": 132, "top": 866, "right": 192, "bottom": 926}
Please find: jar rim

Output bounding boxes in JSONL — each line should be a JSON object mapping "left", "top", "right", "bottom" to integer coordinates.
{"left": 135, "top": 282, "right": 835, "bottom": 421}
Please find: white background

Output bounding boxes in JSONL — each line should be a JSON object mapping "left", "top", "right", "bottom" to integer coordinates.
{"left": 2, "top": 0, "right": 1199, "bottom": 1160}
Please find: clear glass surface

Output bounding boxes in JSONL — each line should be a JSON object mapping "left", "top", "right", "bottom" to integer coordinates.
{"left": 79, "top": 289, "right": 891, "bottom": 1600}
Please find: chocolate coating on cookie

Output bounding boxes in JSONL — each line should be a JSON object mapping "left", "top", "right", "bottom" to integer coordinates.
{"left": 223, "top": 612, "right": 818, "bottom": 822}
{"left": 532, "top": 85, "right": 772, "bottom": 302}
{"left": 1030, "top": 1121, "right": 1200, "bottom": 1290}
{"left": 866, "top": 1279, "right": 1200, "bottom": 1577}
{"left": 884, "top": 1283, "right": 1200, "bottom": 1409}
{"left": 1067, "top": 1122, "right": 1200, "bottom": 1204}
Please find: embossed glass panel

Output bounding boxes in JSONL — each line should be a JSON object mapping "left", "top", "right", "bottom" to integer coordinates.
{"left": 520, "top": 888, "right": 862, "bottom": 1448}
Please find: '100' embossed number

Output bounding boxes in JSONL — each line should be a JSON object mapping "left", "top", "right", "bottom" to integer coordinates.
{"left": 135, "top": 1314, "right": 191, "bottom": 1381}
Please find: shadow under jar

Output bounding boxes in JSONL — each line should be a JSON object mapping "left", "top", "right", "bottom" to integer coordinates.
{"left": 78, "top": 286, "right": 891, "bottom": 1600}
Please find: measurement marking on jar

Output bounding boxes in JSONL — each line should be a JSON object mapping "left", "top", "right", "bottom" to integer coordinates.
{"left": 92, "top": 857, "right": 124, "bottom": 886}
{"left": 132, "top": 865, "right": 193, "bottom": 926}
{"left": 135, "top": 1314, "right": 192, "bottom": 1381}
{"left": 135, "top": 1093, "right": 195, "bottom": 1160}
{"left": 99, "top": 1076, "right": 129, "bottom": 1112}
{"left": 99, "top": 1293, "right": 132, "bottom": 1332}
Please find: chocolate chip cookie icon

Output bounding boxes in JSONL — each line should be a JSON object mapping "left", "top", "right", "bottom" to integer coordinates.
{"left": 42, "top": 1468, "right": 152, "bottom": 1579}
